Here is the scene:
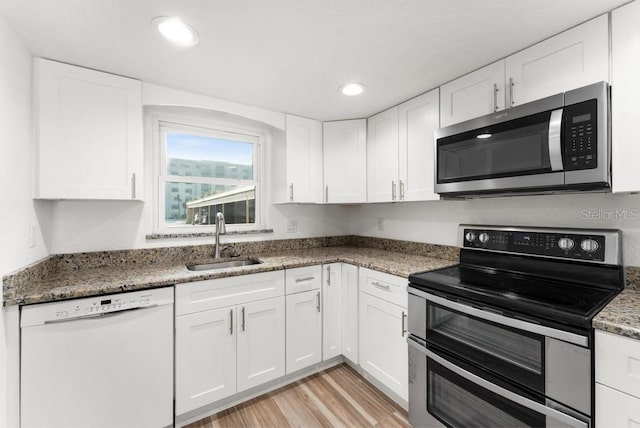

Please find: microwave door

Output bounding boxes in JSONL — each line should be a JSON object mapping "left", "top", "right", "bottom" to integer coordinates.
{"left": 435, "top": 110, "right": 565, "bottom": 195}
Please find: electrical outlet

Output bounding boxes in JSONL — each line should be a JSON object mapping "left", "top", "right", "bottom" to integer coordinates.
{"left": 376, "top": 218, "right": 384, "bottom": 231}
{"left": 28, "top": 224, "right": 37, "bottom": 248}
{"left": 287, "top": 219, "right": 298, "bottom": 233}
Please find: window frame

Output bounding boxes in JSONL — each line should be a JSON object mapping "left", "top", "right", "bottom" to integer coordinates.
{"left": 153, "top": 118, "right": 263, "bottom": 234}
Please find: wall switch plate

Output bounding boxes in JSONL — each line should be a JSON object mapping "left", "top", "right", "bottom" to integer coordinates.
{"left": 376, "top": 218, "right": 384, "bottom": 231}
{"left": 287, "top": 219, "right": 298, "bottom": 233}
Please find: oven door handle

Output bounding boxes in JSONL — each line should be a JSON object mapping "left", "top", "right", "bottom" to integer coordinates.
{"left": 414, "top": 342, "right": 589, "bottom": 428}
{"left": 410, "top": 289, "right": 588, "bottom": 347}
{"left": 548, "top": 108, "right": 564, "bottom": 171}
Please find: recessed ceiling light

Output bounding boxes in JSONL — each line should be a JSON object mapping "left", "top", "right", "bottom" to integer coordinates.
{"left": 477, "top": 133, "right": 492, "bottom": 139}
{"left": 339, "top": 83, "right": 366, "bottom": 96}
{"left": 153, "top": 17, "right": 199, "bottom": 47}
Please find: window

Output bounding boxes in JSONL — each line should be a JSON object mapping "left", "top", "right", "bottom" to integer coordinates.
{"left": 157, "top": 121, "right": 259, "bottom": 230}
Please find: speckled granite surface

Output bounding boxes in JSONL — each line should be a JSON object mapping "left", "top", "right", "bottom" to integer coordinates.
{"left": 3, "top": 237, "right": 458, "bottom": 306}
{"left": 593, "top": 266, "right": 640, "bottom": 340}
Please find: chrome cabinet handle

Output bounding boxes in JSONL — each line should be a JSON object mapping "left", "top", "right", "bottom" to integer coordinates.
{"left": 399, "top": 180, "right": 405, "bottom": 200}
{"left": 401, "top": 311, "right": 407, "bottom": 336}
{"left": 241, "top": 306, "right": 246, "bottom": 332}
{"left": 326, "top": 266, "right": 331, "bottom": 286}
{"left": 391, "top": 181, "right": 396, "bottom": 201}
{"left": 508, "top": 77, "right": 515, "bottom": 107}
{"left": 289, "top": 183, "right": 294, "bottom": 202}
{"left": 316, "top": 291, "right": 321, "bottom": 312}
{"left": 295, "top": 276, "right": 315, "bottom": 283}
{"left": 131, "top": 173, "right": 136, "bottom": 199}
{"left": 372, "top": 281, "right": 390, "bottom": 291}
{"left": 493, "top": 83, "right": 499, "bottom": 112}
{"left": 229, "top": 309, "right": 233, "bottom": 335}
{"left": 325, "top": 185, "right": 328, "bottom": 203}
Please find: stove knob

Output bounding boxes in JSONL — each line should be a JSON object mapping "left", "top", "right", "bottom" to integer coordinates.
{"left": 465, "top": 232, "right": 476, "bottom": 242}
{"left": 581, "top": 238, "right": 599, "bottom": 253}
{"left": 558, "top": 237, "right": 575, "bottom": 251}
{"left": 479, "top": 233, "right": 490, "bottom": 243}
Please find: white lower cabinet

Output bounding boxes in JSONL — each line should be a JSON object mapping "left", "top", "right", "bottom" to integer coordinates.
{"left": 175, "top": 272, "right": 285, "bottom": 416}
{"left": 286, "top": 288, "right": 322, "bottom": 373}
{"left": 341, "top": 264, "right": 359, "bottom": 364}
{"left": 323, "top": 263, "right": 342, "bottom": 360}
{"left": 359, "top": 290, "right": 408, "bottom": 401}
{"left": 596, "top": 383, "right": 640, "bottom": 427}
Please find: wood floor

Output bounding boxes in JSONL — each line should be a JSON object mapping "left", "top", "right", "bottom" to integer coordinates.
{"left": 186, "top": 364, "right": 410, "bottom": 428}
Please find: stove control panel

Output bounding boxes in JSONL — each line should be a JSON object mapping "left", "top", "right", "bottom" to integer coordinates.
{"left": 462, "top": 227, "right": 607, "bottom": 262}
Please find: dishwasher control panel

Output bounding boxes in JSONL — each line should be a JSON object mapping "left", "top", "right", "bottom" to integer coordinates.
{"left": 20, "top": 287, "right": 174, "bottom": 327}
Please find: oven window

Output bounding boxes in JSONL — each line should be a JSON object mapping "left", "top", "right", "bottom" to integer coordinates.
{"left": 428, "top": 358, "right": 545, "bottom": 428}
{"left": 437, "top": 110, "right": 552, "bottom": 183}
{"left": 427, "top": 303, "right": 544, "bottom": 391}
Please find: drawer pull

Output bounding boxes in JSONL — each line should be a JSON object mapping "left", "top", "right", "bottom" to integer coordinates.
{"left": 372, "top": 281, "right": 390, "bottom": 291}
{"left": 295, "top": 276, "right": 315, "bottom": 283}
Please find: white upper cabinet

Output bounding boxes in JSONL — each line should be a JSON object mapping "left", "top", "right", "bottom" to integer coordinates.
{"left": 398, "top": 89, "right": 440, "bottom": 201}
{"left": 284, "top": 114, "right": 323, "bottom": 203}
{"left": 367, "top": 106, "right": 399, "bottom": 203}
{"left": 33, "top": 58, "right": 143, "bottom": 200}
{"left": 506, "top": 14, "right": 609, "bottom": 107}
{"left": 323, "top": 120, "right": 367, "bottom": 203}
{"left": 612, "top": 0, "right": 640, "bottom": 192}
{"left": 440, "top": 61, "right": 505, "bottom": 127}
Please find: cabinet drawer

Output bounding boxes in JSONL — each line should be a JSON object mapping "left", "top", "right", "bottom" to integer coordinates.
{"left": 595, "top": 330, "right": 640, "bottom": 399}
{"left": 596, "top": 383, "right": 640, "bottom": 427}
{"left": 176, "top": 271, "right": 285, "bottom": 316}
{"left": 359, "top": 267, "right": 407, "bottom": 308}
{"left": 285, "top": 265, "right": 322, "bottom": 294}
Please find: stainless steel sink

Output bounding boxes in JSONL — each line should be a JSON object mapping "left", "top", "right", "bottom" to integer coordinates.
{"left": 186, "top": 259, "right": 263, "bottom": 271}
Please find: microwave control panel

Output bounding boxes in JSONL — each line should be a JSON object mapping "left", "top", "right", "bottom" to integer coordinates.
{"left": 564, "top": 99, "right": 597, "bottom": 171}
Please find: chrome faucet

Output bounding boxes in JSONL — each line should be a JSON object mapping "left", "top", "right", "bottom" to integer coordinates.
{"left": 214, "top": 212, "right": 227, "bottom": 259}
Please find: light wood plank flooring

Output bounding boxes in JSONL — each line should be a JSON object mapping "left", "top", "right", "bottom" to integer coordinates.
{"left": 187, "top": 363, "right": 410, "bottom": 428}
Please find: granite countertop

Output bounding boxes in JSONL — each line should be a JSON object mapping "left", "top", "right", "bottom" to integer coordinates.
{"left": 5, "top": 246, "right": 457, "bottom": 306}
{"left": 593, "top": 268, "right": 640, "bottom": 341}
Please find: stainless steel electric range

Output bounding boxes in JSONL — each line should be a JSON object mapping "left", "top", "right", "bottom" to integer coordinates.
{"left": 407, "top": 225, "right": 624, "bottom": 428}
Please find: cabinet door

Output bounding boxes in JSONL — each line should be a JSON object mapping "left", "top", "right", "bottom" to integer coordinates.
{"left": 236, "top": 297, "right": 285, "bottom": 392}
{"left": 175, "top": 306, "right": 236, "bottom": 414}
{"left": 33, "top": 58, "right": 143, "bottom": 200}
{"left": 322, "top": 263, "right": 342, "bottom": 360}
{"left": 323, "top": 120, "right": 367, "bottom": 203}
{"left": 506, "top": 14, "right": 609, "bottom": 107}
{"left": 359, "top": 292, "right": 408, "bottom": 401}
{"left": 367, "top": 106, "right": 399, "bottom": 202}
{"left": 285, "top": 114, "right": 323, "bottom": 203}
{"left": 341, "top": 264, "right": 359, "bottom": 364}
{"left": 440, "top": 61, "right": 505, "bottom": 127}
{"left": 596, "top": 383, "right": 640, "bottom": 428}
{"left": 398, "top": 89, "right": 440, "bottom": 201}
{"left": 612, "top": 1, "right": 640, "bottom": 193}
{"left": 286, "top": 290, "right": 322, "bottom": 373}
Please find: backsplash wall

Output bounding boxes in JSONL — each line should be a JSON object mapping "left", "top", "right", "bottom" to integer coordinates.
{"left": 349, "top": 192, "right": 640, "bottom": 266}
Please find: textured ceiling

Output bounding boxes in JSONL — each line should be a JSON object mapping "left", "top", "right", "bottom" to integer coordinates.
{"left": 0, "top": 0, "right": 630, "bottom": 121}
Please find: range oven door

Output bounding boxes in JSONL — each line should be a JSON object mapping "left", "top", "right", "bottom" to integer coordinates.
{"left": 408, "top": 290, "right": 591, "bottom": 417}
{"left": 408, "top": 338, "right": 591, "bottom": 428}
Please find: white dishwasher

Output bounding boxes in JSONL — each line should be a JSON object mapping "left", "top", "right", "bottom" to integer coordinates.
{"left": 20, "top": 287, "right": 174, "bottom": 428}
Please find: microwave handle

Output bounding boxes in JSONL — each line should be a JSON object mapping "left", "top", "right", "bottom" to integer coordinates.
{"left": 422, "top": 346, "right": 589, "bottom": 428}
{"left": 548, "top": 108, "right": 564, "bottom": 171}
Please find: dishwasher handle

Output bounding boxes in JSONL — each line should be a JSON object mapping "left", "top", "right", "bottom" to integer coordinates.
{"left": 43, "top": 305, "right": 159, "bottom": 325}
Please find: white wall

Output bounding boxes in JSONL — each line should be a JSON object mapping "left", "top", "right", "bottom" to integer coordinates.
{"left": 0, "top": 15, "right": 48, "bottom": 428}
{"left": 350, "top": 191, "right": 640, "bottom": 265}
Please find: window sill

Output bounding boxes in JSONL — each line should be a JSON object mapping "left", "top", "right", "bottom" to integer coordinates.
{"left": 146, "top": 229, "right": 274, "bottom": 240}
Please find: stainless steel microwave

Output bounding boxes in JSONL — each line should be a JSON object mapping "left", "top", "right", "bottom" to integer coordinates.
{"left": 435, "top": 81, "right": 610, "bottom": 197}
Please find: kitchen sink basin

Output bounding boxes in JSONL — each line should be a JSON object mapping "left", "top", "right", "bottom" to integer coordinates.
{"left": 186, "top": 259, "right": 263, "bottom": 271}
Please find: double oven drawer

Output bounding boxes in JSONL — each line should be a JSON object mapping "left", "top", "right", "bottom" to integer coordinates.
{"left": 408, "top": 288, "right": 592, "bottom": 428}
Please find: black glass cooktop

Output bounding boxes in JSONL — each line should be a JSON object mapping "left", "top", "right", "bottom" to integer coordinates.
{"left": 409, "top": 260, "right": 622, "bottom": 330}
